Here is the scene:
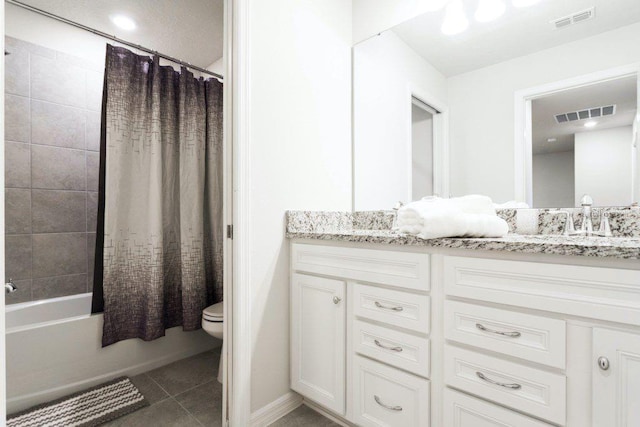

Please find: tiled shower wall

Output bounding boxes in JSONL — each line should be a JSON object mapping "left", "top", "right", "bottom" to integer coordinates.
{"left": 4, "top": 36, "right": 103, "bottom": 304}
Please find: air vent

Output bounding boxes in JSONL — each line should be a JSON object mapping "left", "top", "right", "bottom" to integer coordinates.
{"left": 553, "top": 7, "right": 595, "bottom": 29}
{"left": 554, "top": 105, "right": 616, "bottom": 124}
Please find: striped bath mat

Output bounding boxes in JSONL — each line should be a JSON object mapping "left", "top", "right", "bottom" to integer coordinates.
{"left": 7, "top": 377, "right": 149, "bottom": 427}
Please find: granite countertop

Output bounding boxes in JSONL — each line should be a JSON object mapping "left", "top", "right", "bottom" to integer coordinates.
{"left": 286, "top": 211, "right": 640, "bottom": 260}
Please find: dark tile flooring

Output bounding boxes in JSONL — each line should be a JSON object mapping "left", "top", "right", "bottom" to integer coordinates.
{"left": 103, "top": 349, "right": 222, "bottom": 427}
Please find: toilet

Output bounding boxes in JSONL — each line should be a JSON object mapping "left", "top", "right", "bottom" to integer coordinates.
{"left": 202, "top": 301, "right": 224, "bottom": 384}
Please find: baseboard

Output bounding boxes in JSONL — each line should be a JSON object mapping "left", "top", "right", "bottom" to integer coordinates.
{"left": 250, "top": 392, "right": 303, "bottom": 427}
{"left": 7, "top": 342, "right": 220, "bottom": 414}
{"left": 303, "top": 399, "right": 356, "bottom": 427}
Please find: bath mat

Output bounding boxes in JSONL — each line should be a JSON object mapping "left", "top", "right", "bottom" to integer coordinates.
{"left": 7, "top": 376, "right": 149, "bottom": 427}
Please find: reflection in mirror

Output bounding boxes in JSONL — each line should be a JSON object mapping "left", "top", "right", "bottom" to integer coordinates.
{"left": 531, "top": 76, "right": 638, "bottom": 208}
{"left": 353, "top": 32, "right": 447, "bottom": 211}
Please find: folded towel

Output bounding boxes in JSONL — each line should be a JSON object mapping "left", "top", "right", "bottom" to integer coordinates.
{"left": 397, "top": 195, "right": 508, "bottom": 239}
{"left": 494, "top": 200, "right": 530, "bottom": 209}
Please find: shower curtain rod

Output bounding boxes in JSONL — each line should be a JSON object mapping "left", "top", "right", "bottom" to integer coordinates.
{"left": 6, "top": 0, "right": 224, "bottom": 80}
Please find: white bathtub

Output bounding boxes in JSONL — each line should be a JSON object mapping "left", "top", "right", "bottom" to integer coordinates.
{"left": 5, "top": 293, "right": 219, "bottom": 413}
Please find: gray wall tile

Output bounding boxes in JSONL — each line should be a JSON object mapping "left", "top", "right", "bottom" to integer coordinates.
{"left": 5, "top": 36, "right": 55, "bottom": 58}
{"left": 86, "top": 70, "right": 104, "bottom": 112}
{"left": 5, "top": 279, "right": 32, "bottom": 305}
{"left": 87, "top": 232, "right": 96, "bottom": 290}
{"left": 31, "top": 55, "right": 86, "bottom": 108}
{"left": 5, "top": 94, "right": 30, "bottom": 143}
{"left": 32, "top": 233, "right": 87, "bottom": 278}
{"left": 32, "top": 145, "right": 86, "bottom": 190}
{"left": 32, "top": 274, "right": 88, "bottom": 300}
{"left": 5, "top": 188, "right": 31, "bottom": 234}
{"left": 5, "top": 235, "right": 32, "bottom": 279}
{"left": 87, "top": 192, "right": 98, "bottom": 232}
{"left": 86, "top": 111, "right": 101, "bottom": 151}
{"left": 31, "top": 100, "right": 86, "bottom": 149}
{"left": 5, "top": 47, "right": 29, "bottom": 97}
{"left": 86, "top": 152, "right": 100, "bottom": 191}
{"left": 32, "top": 190, "right": 86, "bottom": 233}
{"left": 5, "top": 141, "right": 31, "bottom": 188}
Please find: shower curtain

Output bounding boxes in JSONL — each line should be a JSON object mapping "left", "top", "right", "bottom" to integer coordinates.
{"left": 92, "top": 45, "right": 223, "bottom": 347}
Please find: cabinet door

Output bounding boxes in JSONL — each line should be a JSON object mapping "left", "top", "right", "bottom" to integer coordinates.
{"left": 593, "top": 328, "right": 640, "bottom": 427}
{"left": 291, "top": 273, "right": 346, "bottom": 414}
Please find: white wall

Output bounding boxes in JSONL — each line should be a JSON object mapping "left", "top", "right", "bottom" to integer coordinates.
{"left": 412, "top": 105, "right": 434, "bottom": 200}
{"left": 207, "top": 57, "right": 224, "bottom": 77}
{"left": 352, "top": 0, "right": 441, "bottom": 44}
{"left": 247, "top": 0, "right": 352, "bottom": 412}
{"left": 532, "top": 151, "right": 574, "bottom": 208}
{"left": 448, "top": 22, "right": 640, "bottom": 203}
{"left": 575, "top": 126, "right": 633, "bottom": 206}
{"left": 354, "top": 31, "right": 446, "bottom": 210}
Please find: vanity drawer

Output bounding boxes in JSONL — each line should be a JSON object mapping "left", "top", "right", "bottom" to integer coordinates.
{"left": 443, "top": 388, "right": 554, "bottom": 427}
{"left": 443, "top": 255, "right": 640, "bottom": 326}
{"left": 444, "top": 300, "right": 566, "bottom": 369}
{"left": 444, "top": 344, "right": 566, "bottom": 425}
{"left": 353, "top": 319, "right": 430, "bottom": 378}
{"left": 292, "top": 243, "right": 430, "bottom": 291}
{"left": 352, "top": 355, "right": 430, "bottom": 427}
{"left": 353, "top": 283, "right": 430, "bottom": 334}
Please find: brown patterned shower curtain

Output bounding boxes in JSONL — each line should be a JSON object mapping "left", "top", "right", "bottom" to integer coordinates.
{"left": 92, "top": 45, "right": 223, "bottom": 347}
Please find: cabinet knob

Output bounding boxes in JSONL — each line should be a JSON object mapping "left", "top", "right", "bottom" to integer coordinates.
{"left": 333, "top": 296, "right": 342, "bottom": 305}
{"left": 598, "top": 356, "right": 610, "bottom": 371}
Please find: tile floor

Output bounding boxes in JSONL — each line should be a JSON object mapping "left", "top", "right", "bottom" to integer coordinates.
{"left": 103, "top": 349, "right": 223, "bottom": 427}
{"left": 270, "top": 405, "right": 340, "bottom": 426}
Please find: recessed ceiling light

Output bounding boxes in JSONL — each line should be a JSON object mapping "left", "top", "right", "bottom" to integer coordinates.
{"left": 442, "top": 0, "right": 469, "bottom": 35}
{"left": 584, "top": 121, "right": 598, "bottom": 128}
{"left": 475, "top": 0, "right": 506, "bottom": 22}
{"left": 111, "top": 15, "right": 136, "bottom": 31}
{"left": 512, "top": 0, "right": 540, "bottom": 7}
{"left": 547, "top": 138, "right": 557, "bottom": 142}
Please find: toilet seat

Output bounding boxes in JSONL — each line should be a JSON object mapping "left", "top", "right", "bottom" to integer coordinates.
{"left": 202, "top": 301, "right": 223, "bottom": 322}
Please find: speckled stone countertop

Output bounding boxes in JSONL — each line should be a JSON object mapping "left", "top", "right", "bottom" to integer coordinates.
{"left": 286, "top": 211, "right": 640, "bottom": 260}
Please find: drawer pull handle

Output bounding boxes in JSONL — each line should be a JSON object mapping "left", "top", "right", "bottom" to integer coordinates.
{"left": 476, "top": 372, "right": 522, "bottom": 390}
{"left": 374, "top": 395, "right": 403, "bottom": 411}
{"left": 476, "top": 323, "right": 521, "bottom": 338}
{"left": 374, "top": 339, "right": 403, "bottom": 352}
{"left": 375, "top": 301, "right": 404, "bottom": 312}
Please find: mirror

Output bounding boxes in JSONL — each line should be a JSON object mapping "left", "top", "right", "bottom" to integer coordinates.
{"left": 530, "top": 76, "right": 638, "bottom": 208}
{"left": 353, "top": 0, "right": 640, "bottom": 209}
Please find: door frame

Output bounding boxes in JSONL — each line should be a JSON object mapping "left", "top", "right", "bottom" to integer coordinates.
{"left": 228, "top": 0, "right": 252, "bottom": 425}
{"left": 406, "top": 84, "right": 449, "bottom": 201}
{"left": 1, "top": 0, "right": 7, "bottom": 421}
{"left": 513, "top": 63, "right": 640, "bottom": 206}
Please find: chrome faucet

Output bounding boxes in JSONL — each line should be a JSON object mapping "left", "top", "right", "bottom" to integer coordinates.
{"left": 559, "top": 195, "right": 611, "bottom": 237}
{"left": 5, "top": 278, "right": 17, "bottom": 294}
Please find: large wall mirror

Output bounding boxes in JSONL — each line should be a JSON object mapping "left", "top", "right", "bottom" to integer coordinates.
{"left": 522, "top": 73, "right": 639, "bottom": 208}
{"left": 353, "top": 0, "right": 640, "bottom": 210}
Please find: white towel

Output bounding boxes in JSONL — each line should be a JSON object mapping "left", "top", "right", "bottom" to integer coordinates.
{"left": 494, "top": 200, "right": 530, "bottom": 209}
{"left": 397, "top": 195, "right": 508, "bottom": 239}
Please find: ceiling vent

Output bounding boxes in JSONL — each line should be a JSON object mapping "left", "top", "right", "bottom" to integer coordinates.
{"left": 553, "top": 7, "right": 595, "bottom": 29}
{"left": 554, "top": 104, "right": 616, "bottom": 124}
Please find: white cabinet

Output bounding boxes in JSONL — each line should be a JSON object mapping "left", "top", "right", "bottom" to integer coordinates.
{"left": 592, "top": 328, "right": 640, "bottom": 427}
{"left": 291, "top": 273, "right": 346, "bottom": 415}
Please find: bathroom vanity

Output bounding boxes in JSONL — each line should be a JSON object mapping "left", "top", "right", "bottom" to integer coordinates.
{"left": 287, "top": 211, "right": 640, "bottom": 427}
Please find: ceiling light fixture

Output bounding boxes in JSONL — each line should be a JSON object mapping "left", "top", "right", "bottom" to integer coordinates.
{"left": 475, "top": 0, "right": 506, "bottom": 22}
{"left": 512, "top": 0, "right": 540, "bottom": 8}
{"left": 584, "top": 121, "right": 598, "bottom": 128}
{"left": 111, "top": 15, "right": 137, "bottom": 31}
{"left": 547, "top": 138, "right": 557, "bottom": 142}
{"left": 441, "top": 0, "right": 469, "bottom": 35}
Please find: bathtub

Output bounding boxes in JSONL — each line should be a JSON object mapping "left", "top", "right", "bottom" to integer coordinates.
{"left": 5, "top": 293, "right": 219, "bottom": 413}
